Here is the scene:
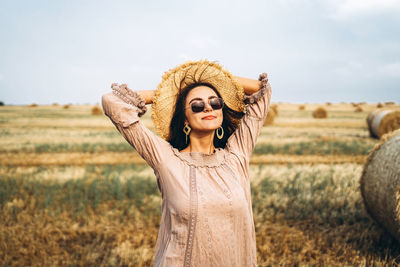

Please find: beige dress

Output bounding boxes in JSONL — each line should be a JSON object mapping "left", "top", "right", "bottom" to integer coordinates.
{"left": 101, "top": 74, "right": 272, "bottom": 267}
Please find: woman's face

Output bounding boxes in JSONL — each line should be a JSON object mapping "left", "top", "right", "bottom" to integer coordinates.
{"left": 184, "top": 85, "right": 223, "bottom": 133}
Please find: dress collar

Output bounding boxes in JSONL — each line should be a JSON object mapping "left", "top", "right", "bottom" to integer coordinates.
{"left": 171, "top": 147, "right": 226, "bottom": 168}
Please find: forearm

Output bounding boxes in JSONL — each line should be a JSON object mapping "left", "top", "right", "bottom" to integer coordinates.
{"left": 136, "top": 90, "right": 155, "bottom": 105}
{"left": 234, "top": 76, "right": 262, "bottom": 95}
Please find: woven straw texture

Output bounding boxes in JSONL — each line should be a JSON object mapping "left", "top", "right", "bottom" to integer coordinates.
{"left": 151, "top": 60, "right": 245, "bottom": 140}
{"left": 360, "top": 129, "right": 400, "bottom": 242}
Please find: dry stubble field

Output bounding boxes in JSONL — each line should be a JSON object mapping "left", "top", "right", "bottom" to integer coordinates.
{"left": 0, "top": 102, "right": 399, "bottom": 266}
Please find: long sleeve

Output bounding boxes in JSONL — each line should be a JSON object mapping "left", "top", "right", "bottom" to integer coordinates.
{"left": 226, "top": 73, "right": 272, "bottom": 161}
{"left": 101, "top": 85, "right": 173, "bottom": 171}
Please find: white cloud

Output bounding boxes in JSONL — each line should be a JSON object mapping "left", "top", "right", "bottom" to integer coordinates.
{"left": 326, "top": 0, "right": 400, "bottom": 20}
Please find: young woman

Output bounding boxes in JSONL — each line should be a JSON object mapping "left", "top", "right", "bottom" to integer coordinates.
{"left": 102, "top": 60, "right": 272, "bottom": 266}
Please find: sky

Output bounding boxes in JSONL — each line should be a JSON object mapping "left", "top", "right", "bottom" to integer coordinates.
{"left": 0, "top": 0, "right": 399, "bottom": 105}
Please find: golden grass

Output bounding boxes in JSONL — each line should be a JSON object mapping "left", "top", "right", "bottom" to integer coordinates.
{"left": 0, "top": 152, "right": 368, "bottom": 166}
{"left": 1, "top": 103, "right": 399, "bottom": 265}
{"left": 1, "top": 163, "right": 399, "bottom": 266}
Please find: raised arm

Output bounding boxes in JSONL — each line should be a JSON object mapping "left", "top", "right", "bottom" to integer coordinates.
{"left": 234, "top": 76, "right": 262, "bottom": 95}
{"left": 226, "top": 73, "right": 272, "bottom": 161}
{"left": 102, "top": 84, "right": 173, "bottom": 171}
{"left": 135, "top": 90, "right": 155, "bottom": 105}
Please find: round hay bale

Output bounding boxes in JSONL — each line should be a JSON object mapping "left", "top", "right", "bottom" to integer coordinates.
{"left": 63, "top": 104, "right": 71, "bottom": 109}
{"left": 354, "top": 106, "right": 363, "bottom": 112}
{"left": 263, "top": 108, "right": 276, "bottom": 126}
{"left": 385, "top": 101, "right": 395, "bottom": 106}
{"left": 91, "top": 106, "right": 103, "bottom": 115}
{"left": 52, "top": 103, "right": 59, "bottom": 106}
{"left": 377, "top": 102, "right": 384, "bottom": 108}
{"left": 325, "top": 102, "right": 332, "bottom": 106}
{"left": 270, "top": 104, "right": 278, "bottom": 116}
{"left": 298, "top": 105, "right": 306, "bottom": 110}
{"left": 360, "top": 129, "right": 400, "bottom": 242}
{"left": 28, "top": 103, "right": 38, "bottom": 107}
{"left": 366, "top": 109, "right": 400, "bottom": 138}
{"left": 312, "top": 107, "right": 327, "bottom": 119}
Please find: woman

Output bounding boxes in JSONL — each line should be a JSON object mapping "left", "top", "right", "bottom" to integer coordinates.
{"left": 102, "top": 60, "right": 272, "bottom": 266}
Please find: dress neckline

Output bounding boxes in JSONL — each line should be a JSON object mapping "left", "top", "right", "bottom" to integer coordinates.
{"left": 171, "top": 147, "right": 226, "bottom": 168}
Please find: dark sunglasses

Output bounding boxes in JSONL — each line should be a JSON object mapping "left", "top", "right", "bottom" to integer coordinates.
{"left": 186, "top": 97, "right": 224, "bottom": 113}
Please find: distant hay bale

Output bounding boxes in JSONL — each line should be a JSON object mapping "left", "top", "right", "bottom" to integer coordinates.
{"left": 298, "top": 105, "right": 306, "bottom": 110}
{"left": 52, "top": 103, "right": 59, "bottom": 106}
{"left": 351, "top": 102, "right": 358, "bottom": 107}
{"left": 366, "top": 109, "right": 400, "bottom": 138}
{"left": 91, "top": 106, "right": 103, "bottom": 115}
{"left": 270, "top": 104, "right": 278, "bottom": 116}
{"left": 354, "top": 106, "right": 363, "bottom": 112}
{"left": 385, "top": 101, "right": 395, "bottom": 106}
{"left": 28, "top": 103, "right": 38, "bottom": 107}
{"left": 63, "top": 104, "right": 71, "bottom": 109}
{"left": 360, "top": 129, "right": 400, "bottom": 243}
{"left": 325, "top": 102, "right": 332, "bottom": 106}
{"left": 312, "top": 107, "right": 327, "bottom": 119}
{"left": 377, "top": 103, "right": 384, "bottom": 108}
{"left": 264, "top": 108, "right": 276, "bottom": 126}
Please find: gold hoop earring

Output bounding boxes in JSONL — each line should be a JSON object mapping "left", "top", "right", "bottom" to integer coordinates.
{"left": 216, "top": 126, "right": 224, "bottom": 139}
{"left": 183, "top": 123, "right": 191, "bottom": 144}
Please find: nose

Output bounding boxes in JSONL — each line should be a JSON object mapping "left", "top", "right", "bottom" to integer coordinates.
{"left": 203, "top": 102, "right": 213, "bottom": 112}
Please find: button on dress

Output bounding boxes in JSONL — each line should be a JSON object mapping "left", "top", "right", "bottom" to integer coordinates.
{"left": 101, "top": 74, "right": 272, "bottom": 267}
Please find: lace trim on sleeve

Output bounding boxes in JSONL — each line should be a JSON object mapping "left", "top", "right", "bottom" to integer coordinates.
{"left": 243, "top": 73, "right": 269, "bottom": 105}
{"left": 111, "top": 83, "right": 147, "bottom": 117}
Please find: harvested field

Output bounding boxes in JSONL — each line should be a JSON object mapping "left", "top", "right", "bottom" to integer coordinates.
{"left": 1, "top": 103, "right": 399, "bottom": 266}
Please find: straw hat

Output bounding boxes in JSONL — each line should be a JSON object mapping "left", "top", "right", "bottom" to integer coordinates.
{"left": 151, "top": 60, "right": 245, "bottom": 140}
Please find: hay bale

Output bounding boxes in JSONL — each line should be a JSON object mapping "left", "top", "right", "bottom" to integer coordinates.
{"left": 298, "top": 105, "right": 306, "bottom": 110}
{"left": 91, "top": 106, "right": 103, "bottom": 115}
{"left": 312, "top": 107, "right": 327, "bottom": 119}
{"left": 63, "top": 104, "right": 71, "bottom": 109}
{"left": 377, "top": 102, "right": 384, "bottom": 108}
{"left": 385, "top": 101, "right": 395, "bottom": 106}
{"left": 270, "top": 104, "right": 278, "bottom": 116}
{"left": 360, "top": 129, "right": 400, "bottom": 242}
{"left": 264, "top": 108, "right": 276, "bottom": 126}
{"left": 366, "top": 109, "right": 400, "bottom": 138}
{"left": 28, "top": 103, "right": 38, "bottom": 107}
{"left": 325, "top": 102, "right": 332, "bottom": 106}
{"left": 52, "top": 103, "right": 59, "bottom": 106}
{"left": 354, "top": 106, "right": 363, "bottom": 112}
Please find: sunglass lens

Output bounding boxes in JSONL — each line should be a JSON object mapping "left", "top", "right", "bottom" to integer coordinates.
{"left": 191, "top": 101, "right": 205, "bottom": 113}
{"left": 210, "top": 98, "right": 224, "bottom": 110}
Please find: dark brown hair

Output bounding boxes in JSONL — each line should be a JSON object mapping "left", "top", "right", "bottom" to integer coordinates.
{"left": 168, "top": 82, "right": 245, "bottom": 151}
